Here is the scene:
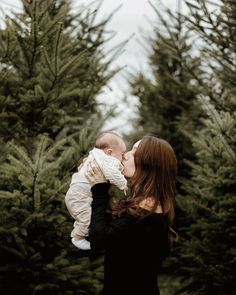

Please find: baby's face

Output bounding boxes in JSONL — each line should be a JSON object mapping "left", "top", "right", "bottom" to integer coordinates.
{"left": 109, "top": 139, "right": 126, "bottom": 162}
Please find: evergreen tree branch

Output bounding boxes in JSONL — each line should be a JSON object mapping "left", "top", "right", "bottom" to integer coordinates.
{"left": 199, "top": 95, "right": 236, "bottom": 164}
{"left": 29, "top": 0, "right": 38, "bottom": 76}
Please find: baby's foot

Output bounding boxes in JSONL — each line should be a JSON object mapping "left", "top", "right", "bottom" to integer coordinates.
{"left": 72, "top": 238, "right": 91, "bottom": 250}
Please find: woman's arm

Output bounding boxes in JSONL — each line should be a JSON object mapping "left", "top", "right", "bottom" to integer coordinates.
{"left": 89, "top": 183, "right": 135, "bottom": 256}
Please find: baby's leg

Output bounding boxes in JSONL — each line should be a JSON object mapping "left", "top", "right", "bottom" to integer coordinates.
{"left": 72, "top": 237, "right": 91, "bottom": 250}
{"left": 65, "top": 183, "right": 92, "bottom": 249}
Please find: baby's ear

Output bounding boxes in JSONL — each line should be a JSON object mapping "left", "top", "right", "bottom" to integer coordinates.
{"left": 104, "top": 148, "right": 113, "bottom": 155}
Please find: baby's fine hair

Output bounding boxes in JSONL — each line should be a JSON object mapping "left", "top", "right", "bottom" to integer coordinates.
{"left": 95, "top": 131, "right": 123, "bottom": 150}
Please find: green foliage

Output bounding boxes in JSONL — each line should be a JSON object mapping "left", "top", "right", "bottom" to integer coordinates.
{"left": 129, "top": 5, "right": 203, "bottom": 181}
{"left": 0, "top": 0, "right": 116, "bottom": 293}
{"left": 0, "top": 0, "right": 115, "bottom": 146}
{"left": 177, "top": 99, "right": 236, "bottom": 295}
{"left": 0, "top": 135, "right": 104, "bottom": 294}
{"left": 174, "top": 1, "right": 236, "bottom": 294}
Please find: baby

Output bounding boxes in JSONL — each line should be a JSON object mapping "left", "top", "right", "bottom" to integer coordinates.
{"left": 65, "top": 131, "right": 127, "bottom": 250}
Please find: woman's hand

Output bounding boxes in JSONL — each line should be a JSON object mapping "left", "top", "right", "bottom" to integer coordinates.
{"left": 85, "top": 160, "right": 108, "bottom": 185}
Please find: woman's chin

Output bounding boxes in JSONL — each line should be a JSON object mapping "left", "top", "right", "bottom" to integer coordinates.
{"left": 123, "top": 171, "right": 134, "bottom": 178}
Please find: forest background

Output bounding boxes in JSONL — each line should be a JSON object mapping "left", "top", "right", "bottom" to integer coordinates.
{"left": 0, "top": 0, "right": 235, "bottom": 295}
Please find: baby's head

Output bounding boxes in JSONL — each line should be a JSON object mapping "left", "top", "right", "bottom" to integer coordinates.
{"left": 95, "top": 131, "right": 126, "bottom": 162}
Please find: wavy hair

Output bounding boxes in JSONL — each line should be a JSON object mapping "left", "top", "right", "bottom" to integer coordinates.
{"left": 112, "top": 136, "right": 177, "bottom": 238}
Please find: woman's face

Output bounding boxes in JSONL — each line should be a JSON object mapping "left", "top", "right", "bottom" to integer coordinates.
{"left": 122, "top": 140, "right": 141, "bottom": 178}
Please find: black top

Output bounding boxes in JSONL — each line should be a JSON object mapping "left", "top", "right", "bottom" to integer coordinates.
{"left": 89, "top": 183, "right": 169, "bottom": 295}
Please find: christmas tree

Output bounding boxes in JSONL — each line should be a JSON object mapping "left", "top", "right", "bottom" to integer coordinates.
{"left": 0, "top": 0, "right": 116, "bottom": 147}
{"left": 0, "top": 0, "right": 116, "bottom": 294}
{"left": 176, "top": 1, "right": 236, "bottom": 294}
{"left": 129, "top": 2, "right": 203, "bottom": 181}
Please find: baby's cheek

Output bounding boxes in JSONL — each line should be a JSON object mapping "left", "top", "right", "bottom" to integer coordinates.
{"left": 117, "top": 154, "right": 122, "bottom": 162}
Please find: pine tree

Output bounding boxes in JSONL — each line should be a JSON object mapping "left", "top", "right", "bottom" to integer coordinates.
{"left": 0, "top": 0, "right": 117, "bottom": 293}
{"left": 0, "top": 0, "right": 116, "bottom": 147}
{"left": 177, "top": 99, "right": 236, "bottom": 295}
{"left": 0, "top": 135, "right": 104, "bottom": 294}
{"left": 176, "top": 1, "right": 236, "bottom": 294}
{"left": 129, "top": 3, "right": 203, "bottom": 181}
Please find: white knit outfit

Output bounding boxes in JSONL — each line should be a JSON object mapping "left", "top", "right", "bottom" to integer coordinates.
{"left": 65, "top": 148, "right": 127, "bottom": 249}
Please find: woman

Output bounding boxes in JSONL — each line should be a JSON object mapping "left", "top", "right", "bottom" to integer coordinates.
{"left": 86, "top": 136, "right": 177, "bottom": 295}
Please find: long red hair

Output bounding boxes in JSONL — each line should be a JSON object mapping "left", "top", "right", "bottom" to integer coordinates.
{"left": 113, "top": 136, "right": 177, "bottom": 237}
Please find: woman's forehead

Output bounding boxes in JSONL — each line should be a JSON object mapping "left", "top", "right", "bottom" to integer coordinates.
{"left": 133, "top": 140, "right": 141, "bottom": 150}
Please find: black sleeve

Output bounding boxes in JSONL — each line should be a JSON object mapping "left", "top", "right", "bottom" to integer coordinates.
{"left": 89, "top": 183, "right": 135, "bottom": 256}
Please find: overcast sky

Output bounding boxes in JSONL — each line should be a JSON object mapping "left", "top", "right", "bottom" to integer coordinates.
{"left": 0, "top": 0, "right": 187, "bottom": 134}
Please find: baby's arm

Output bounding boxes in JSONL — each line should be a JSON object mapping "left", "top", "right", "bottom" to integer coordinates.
{"left": 101, "top": 158, "right": 127, "bottom": 190}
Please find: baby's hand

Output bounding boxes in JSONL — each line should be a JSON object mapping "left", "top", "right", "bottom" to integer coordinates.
{"left": 77, "top": 157, "right": 88, "bottom": 172}
{"left": 123, "top": 186, "right": 128, "bottom": 196}
{"left": 85, "top": 160, "right": 108, "bottom": 185}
